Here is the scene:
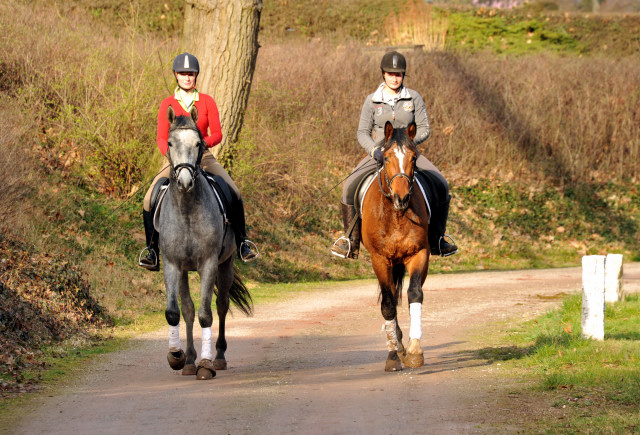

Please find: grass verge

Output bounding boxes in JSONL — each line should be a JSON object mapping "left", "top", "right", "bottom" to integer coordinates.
{"left": 474, "top": 293, "right": 640, "bottom": 432}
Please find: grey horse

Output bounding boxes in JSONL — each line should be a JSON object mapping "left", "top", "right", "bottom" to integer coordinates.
{"left": 157, "top": 105, "right": 252, "bottom": 380}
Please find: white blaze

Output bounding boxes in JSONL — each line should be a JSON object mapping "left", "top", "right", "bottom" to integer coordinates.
{"left": 394, "top": 147, "right": 406, "bottom": 174}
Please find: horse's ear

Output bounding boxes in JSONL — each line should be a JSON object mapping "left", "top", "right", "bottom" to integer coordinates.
{"left": 384, "top": 121, "right": 394, "bottom": 142}
{"left": 167, "top": 105, "right": 175, "bottom": 124}
{"left": 406, "top": 122, "right": 417, "bottom": 141}
{"left": 190, "top": 106, "right": 198, "bottom": 123}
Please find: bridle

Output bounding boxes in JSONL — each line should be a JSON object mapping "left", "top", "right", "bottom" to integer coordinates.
{"left": 169, "top": 125, "right": 205, "bottom": 185}
{"left": 377, "top": 146, "right": 415, "bottom": 200}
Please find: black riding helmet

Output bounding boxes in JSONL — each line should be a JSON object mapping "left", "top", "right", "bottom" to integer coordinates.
{"left": 173, "top": 52, "right": 200, "bottom": 76}
{"left": 380, "top": 51, "right": 406, "bottom": 73}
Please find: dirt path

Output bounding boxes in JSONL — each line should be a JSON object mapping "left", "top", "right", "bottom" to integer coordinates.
{"left": 9, "top": 264, "right": 640, "bottom": 434}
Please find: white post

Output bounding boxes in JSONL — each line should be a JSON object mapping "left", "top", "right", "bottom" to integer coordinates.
{"left": 604, "top": 253, "right": 623, "bottom": 303}
{"left": 581, "top": 255, "right": 605, "bottom": 340}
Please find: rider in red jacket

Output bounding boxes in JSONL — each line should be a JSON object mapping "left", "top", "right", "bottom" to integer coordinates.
{"left": 139, "top": 53, "right": 259, "bottom": 271}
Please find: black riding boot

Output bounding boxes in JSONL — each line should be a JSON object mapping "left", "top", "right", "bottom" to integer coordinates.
{"left": 331, "top": 202, "right": 361, "bottom": 259}
{"left": 139, "top": 210, "right": 160, "bottom": 271}
{"left": 230, "top": 197, "right": 259, "bottom": 262}
{"left": 429, "top": 196, "right": 458, "bottom": 257}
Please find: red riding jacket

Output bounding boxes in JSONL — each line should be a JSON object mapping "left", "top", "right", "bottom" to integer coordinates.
{"left": 156, "top": 91, "right": 222, "bottom": 156}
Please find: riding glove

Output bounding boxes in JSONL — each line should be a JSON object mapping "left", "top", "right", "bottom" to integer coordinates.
{"left": 372, "top": 147, "right": 384, "bottom": 166}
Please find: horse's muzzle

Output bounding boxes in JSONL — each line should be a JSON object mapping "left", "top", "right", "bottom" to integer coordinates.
{"left": 393, "top": 193, "right": 410, "bottom": 211}
{"left": 173, "top": 163, "right": 197, "bottom": 192}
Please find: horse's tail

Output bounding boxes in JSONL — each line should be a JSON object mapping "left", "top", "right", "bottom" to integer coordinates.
{"left": 229, "top": 264, "right": 253, "bottom": 316}
{"left": 392, "top": 263, "right": 405, "bottom": 304}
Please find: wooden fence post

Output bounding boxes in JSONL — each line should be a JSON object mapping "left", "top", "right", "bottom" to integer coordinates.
{"left": 604, "top": 253, "right": 623, "bottom": 303}
{"left": 581, "top": 255, "right": 605, "bottom": 340}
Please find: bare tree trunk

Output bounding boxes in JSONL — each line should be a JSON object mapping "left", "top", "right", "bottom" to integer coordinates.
{"left": 183, "top": 0, "right": 262, "bottom": 159}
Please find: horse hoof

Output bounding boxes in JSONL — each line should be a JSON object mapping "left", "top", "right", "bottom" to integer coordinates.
{"left": 404, "top": 352, "right": 424, "bottom": 368}
{"left": 397, "top": 344, "right": 406, "bottom": 364}
{"left": 196, "top": 359, "right": 216, "bottom": 380}
{"left": 167, "top": 349, "right": 186, "bottom": 370}
{"left": 213, "top": 358, "right": 227, "bottom": 370}
{"left": 385, "top": 359, "right": 403, "bottom": 372}
{"left": 182, "top": 364, "right": 197, "bottom": 376}
{"left": 404, "top": 338, "right": 424, "bottom": 368}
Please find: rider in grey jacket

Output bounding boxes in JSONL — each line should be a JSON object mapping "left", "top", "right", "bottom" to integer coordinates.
{"left": 331, "top": 51, "right": 458, "bottom": 260}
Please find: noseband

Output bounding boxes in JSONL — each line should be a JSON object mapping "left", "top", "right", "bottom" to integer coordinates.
{"left": 172, "top": 162, "right": 200, "bottom": 183}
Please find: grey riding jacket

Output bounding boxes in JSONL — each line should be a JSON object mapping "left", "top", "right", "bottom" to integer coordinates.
{"left": 356, "top": 84, "right": 431, "bottom": 156}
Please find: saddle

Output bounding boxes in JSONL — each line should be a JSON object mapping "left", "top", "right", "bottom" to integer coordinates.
{"left": 353, "top": 168, "right": 433, "bottom": 222}
{"left": 150, "top": 172, "right": 233, "bottom": 231}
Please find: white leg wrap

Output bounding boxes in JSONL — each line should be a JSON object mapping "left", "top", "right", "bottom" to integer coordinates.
{"left": 201, "top": 327, "right": 213, "bottom": 360}
{"left": 169, "top": 324, "right": 181, "bottom": 350}
{"left": 384, "top": 319, "right": 399, "bottom": 351}
{"left": 409, "top": 302, "right": 422, "bottom": 340}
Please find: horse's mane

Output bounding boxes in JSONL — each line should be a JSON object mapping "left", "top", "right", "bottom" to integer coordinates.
{"left": 383, "top": 128, "right": 417, "bottom": 153}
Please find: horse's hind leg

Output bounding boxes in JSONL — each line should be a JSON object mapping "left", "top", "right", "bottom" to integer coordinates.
{"left": 212, "top": 257, "right": 234, "bottom": 371}
{"left": 372, "top": 256, "right": 403, "bottom": 372}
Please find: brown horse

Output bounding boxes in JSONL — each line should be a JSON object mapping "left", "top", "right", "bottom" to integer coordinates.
{"left": 361, "top": 121, "right": 429, "bottom": 372}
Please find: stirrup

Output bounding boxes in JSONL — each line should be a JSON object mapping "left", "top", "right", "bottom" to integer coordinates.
{"left": 240, "top": 240, "right": 260, "bottom": 262}
{"left": 138, "top": 246, "right": 158, "bottom": 268}
{"left": 439, "top": 235, "right": 458, "bottom": 257}
{"left": 330, "top": 236, "right": 351, "bottom": 259}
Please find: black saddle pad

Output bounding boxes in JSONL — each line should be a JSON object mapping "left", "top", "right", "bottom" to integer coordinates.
{"left": 203, "top": 172, "right": 234, "bottom": 214}
{"left": 150, "top": 177, "right": 169, "bottom": 211}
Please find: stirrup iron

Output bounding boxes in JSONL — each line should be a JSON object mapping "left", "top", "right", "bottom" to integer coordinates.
{"left": 439, "top": 234, "right": 458, "bottom": 257}
{"left": 330, "top": 236, "right": 351, "bottom": 259}
{"left": 138, "top": 246, "right": 158, "bottom": 267}
{"left": 240, "top": 240, "right": 260, "bottom": 262}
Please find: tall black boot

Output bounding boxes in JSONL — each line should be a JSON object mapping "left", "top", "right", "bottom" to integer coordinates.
{"left": 230, "top": 196, "right": 259, "bottom": 262}
{"left": 429, "top": 197, "right": 458, "bottom": 257}
{"left": 331, "top": 202, "right": 361, "bottom": 259}
{"left": 139, "top": 210, "right": 160, "bottom": 271}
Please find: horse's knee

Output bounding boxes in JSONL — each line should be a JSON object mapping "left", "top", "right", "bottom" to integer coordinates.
{"left": 165, "top": 309, "right": 180, "bottom": 326}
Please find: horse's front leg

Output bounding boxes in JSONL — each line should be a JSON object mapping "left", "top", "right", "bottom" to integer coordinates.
{"left": 404, "top": 249, "right": 429, "bottom": 368}
{"left": 179, "top": 271, "right": 197, "bottom": 376}
{"left": 372, "top": 255, "right": 403, "bottom": 372}
{"left": 164, "top": 263, "right": 187, "bottom": 371}
{"left": 195, "top": 260, "right": 218, "bottom": 380}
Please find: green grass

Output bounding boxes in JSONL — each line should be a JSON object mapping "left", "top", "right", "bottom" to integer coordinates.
{"left": 474, "top": 293, "right": 640, "bottom": 431}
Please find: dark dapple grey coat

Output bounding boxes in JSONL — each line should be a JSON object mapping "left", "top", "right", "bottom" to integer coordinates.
{"left": 157, "top": 105, "right": 251, "bottom": 380}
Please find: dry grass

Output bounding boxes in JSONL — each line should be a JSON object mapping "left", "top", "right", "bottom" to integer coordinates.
{"left": 1, "top": 0, "right": 639, "bottom": 285}
{"left": 383, "top": 0, "right": 448, "bottom": 50}
{"left": 0, "top": 103, "right": 34, "bottom": 235}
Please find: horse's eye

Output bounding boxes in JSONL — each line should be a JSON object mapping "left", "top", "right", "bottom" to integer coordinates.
{"left": 168, "top": 141, "right": 173, "bottom": 148}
